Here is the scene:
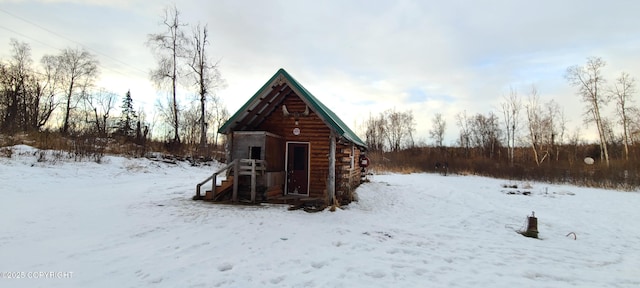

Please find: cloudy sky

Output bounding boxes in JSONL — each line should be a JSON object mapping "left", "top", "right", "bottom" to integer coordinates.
{"left": 1, "top": 0, "right": 639, "bottom": 144}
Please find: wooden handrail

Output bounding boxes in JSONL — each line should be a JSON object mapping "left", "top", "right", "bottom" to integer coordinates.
{"left": 195, "top": 158, "right": 268, "bottom": 202}
{"left": 195, "top": 159, "right": 238, "bottom": 199}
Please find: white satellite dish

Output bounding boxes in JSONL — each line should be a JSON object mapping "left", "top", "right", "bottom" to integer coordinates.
{"left": 584, "top": 157, "right": 594, "bottom": 165}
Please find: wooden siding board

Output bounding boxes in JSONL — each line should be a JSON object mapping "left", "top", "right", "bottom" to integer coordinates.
{"left": 257, "top": 92, "right": 334, "bottom": 197}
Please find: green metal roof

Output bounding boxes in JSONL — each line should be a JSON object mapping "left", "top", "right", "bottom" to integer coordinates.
{"left": 219, "top": 68, "right": 367, "bottom": 148}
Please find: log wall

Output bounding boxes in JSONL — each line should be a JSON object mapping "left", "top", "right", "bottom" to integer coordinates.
{"left": 258, "top": 91, "right": 329, "bottom": 199}
{"left": 335, "top": 143, "right": 363, "bottom": 204}
{"left": 256, "top": 87, "right": 363, "bottom": 202}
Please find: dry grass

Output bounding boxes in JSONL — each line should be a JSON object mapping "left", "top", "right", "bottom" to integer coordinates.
{"left": 367, "top": 146, "right": 640, "bottom": 191}
{"left": 2, "top": 132, "right": 638, "bottom": 190}
{"left": 0, "top": 131, "right": 225, "bottom": 164}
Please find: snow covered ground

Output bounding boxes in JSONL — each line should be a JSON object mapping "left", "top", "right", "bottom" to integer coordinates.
{"left": 1, "top": 145, "right": 639, "bottom": 287}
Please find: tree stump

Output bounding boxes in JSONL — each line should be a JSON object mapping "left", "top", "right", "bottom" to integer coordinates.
{"left": 521, "top": 212, "right": 539, "bottom": 238}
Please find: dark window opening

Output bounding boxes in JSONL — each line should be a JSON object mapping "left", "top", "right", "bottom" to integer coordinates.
{"left": 249, "top": 146, "right": 262, "bottom": 160}
{"left": 293, "top": 147, "right": 306, "bottom": 170}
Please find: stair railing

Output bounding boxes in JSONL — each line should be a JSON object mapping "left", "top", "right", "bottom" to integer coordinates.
{"left": 237, "top": 159, "right": 267, "bottom": 202}
{"left": 195, "top": 158, "right": 267, "bottom": 202}
{"left": 195, "top": 159, "right": 238, "bottom": 200}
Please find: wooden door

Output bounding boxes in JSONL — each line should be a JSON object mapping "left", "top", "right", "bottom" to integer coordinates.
{"left": 286, "top": 142, "right": 309, "bottom": 195}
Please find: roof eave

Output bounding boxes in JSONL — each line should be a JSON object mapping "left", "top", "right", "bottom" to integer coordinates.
{"left": 219, "top": 68, "right": 368, "bottom": 149}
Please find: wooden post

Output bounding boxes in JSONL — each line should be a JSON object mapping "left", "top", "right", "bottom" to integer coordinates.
{"left": 232, "top": 160, "right": 239, "bottom": 202}
{"left": 250, "top": 159, "right": 256, "bottom": 203}
{"left": 211, "top": 175, "right": 217, "bottom": 196}
{"left": 522, "top": 211, "right": 539, "bottom": 238}
{"left": 328, "top": 132, "right": 336, "bottom": 204}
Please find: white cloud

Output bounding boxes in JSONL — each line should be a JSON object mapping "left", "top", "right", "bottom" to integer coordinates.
{"left": 2, "top": 0, "right": 640, "bottom": 144}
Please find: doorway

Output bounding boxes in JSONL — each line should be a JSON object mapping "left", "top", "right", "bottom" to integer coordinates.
{"left": 286, "top": 142, "right": 309, "bottom": 195}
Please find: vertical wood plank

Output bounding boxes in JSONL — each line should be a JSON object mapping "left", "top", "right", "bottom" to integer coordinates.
{"left": 328, "top": 132, "right": 336, "bottom": 204}
{"left": 232, "top": 160, "right": 239, "bottom": 202}
{"left": 251, "top": 160, "right": 256, "bottom": 203}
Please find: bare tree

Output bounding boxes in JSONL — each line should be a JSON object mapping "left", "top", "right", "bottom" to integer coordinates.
{"left": 566, "top": 57, "right": 610, "bottom": 166}
{"left": 181, "top": 102, "right": 200, "bottom": 146}
{"left": 525, "top": 87, "right": 544, "bottom": 165}
{"left": 544, "top": 99, "right": 562, "bottom": 158}
{"left": 362, "top": 109, "right": 415, "bottom": 152}
{"left": 48, "top": 47, "right": 99, "bottom": 134}
{"left": 0, "top": 40, "right": 59, "bottom": 132}
{"left": 611, "top": 72, "right": 637, "bottom": 160}
{"left": 147, "top": 5, "right": 188, "bottom": 144}
{"left": 0, "top": 63, "right": 11, "bottom": 131}
{"left": 601, "top": 118, "right": 616, "bottom": 146}
{"left": 525, "top": 86, "right": 564, "bottom": 166}
{"left": 429, "top": 113, "right": 446, "bottom": 147}
{"left": 155, "top": 95, "right": 179, "bottom": 140}
{"left": 554, "top": 103, "right": 568, "bottom": 161}
{"left": 133, "top": 106, "right": 150, "bottom": 146}
{"left": 208, "top": 94, "right": 229, "bottom": 150}
{"left": 34, "top": 54, "right": 61, "bottom": 129}
{"left": 1, "top": 39, "right": 36, "bottom": 132}
{"left": 82, "top": 88, "right": 116, "bottom": 136}
{"left": 500, "top": 87, "right": 521, "bottom": 166}
{"left": 567, "top": 128, "right": 583, "bottom": 166}
{"left": 364, "top": 112, "right": 386, "bottom": 151}
{"left": 187, "top": 23, "right": 223, "bottom": 153}
{"left": 383, "top": 108, "right": 415, "bottom": 151}
{"left": 456, "top": 111, "right": 472, "bottom": 156}
{"left": 469, "top": 112, "right": 501, "bottom": 158}
{"left": 384, "top": 109, "right": 400, "bottom": 151}
{"left": 404, "top": 111, "right": 416, "bottom": 149}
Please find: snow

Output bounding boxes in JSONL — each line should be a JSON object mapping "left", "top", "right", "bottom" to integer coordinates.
{"left": 1, "top": 145, "right": 639, "bottom": 287}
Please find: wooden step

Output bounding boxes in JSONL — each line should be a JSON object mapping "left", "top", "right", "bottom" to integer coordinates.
{"left": 204, "top": 176, "right": 234, "bottom": 201}
{"left": 215, "top": 176, "right": 234, "bottom": 194}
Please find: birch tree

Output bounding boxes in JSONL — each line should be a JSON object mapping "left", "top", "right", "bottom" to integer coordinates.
{"left": 611, "top": 72, "right": 637, "bottom": 160}
{"left": 147, "top": 5, "right": 188, "bottom": 144}
{"left": 525, "top": 87, "right": 564, "bottom": 165}
{"left": 525, "top": 87, "right": 544, "bottom": 166}
{"left": 500, "top": 87, "right": 521, "bottom": 166}
{"left": 53, "top": 47, "right": 99, "bottom": 134}
{"left": 566, "top": 57, "right": 610, "bottom": 166}
{"left": 187, "top": 23, "right": 223, "bottom": 153}
{"left": 429, "top": 113, "right": 446, "bottom": 147}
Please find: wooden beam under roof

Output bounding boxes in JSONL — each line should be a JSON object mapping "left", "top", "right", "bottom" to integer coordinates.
{"left": 233, "top": 84, "right": 292, "bottom": 130}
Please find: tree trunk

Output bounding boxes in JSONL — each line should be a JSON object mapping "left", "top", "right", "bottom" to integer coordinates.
{"left": 199, "top": 96, "right": 206, "bottom": 152}
{"left": 171, "top": 24, "right": 180, "bottom": 144}
{"left": 62, "top": 80, "right": 75, "bottom": 134}
{"left": 593, "top": 101, "right": 610, "bottom": 166}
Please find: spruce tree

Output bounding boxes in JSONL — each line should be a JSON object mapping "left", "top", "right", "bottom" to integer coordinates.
{"left": 117, "top": 90, "right": 137, "bottom": 138}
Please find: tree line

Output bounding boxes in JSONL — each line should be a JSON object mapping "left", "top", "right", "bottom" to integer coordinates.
{"left": 0, "top": 5, "right": 228, "bottom": 156}
{"left": 362, "top": 57, "right": 639, "bottom": 189}
{"left": 364, "top": 57, "right": 638, "bottom": 162}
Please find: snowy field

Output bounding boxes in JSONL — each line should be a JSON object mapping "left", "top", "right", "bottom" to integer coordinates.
{"left": 1, "top": 145, "right": 639, "bottom": 288}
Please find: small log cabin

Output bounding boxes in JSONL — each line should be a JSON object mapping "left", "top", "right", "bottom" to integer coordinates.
{"left": 217, "top": 68, "right": 367, "bottom": 205}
